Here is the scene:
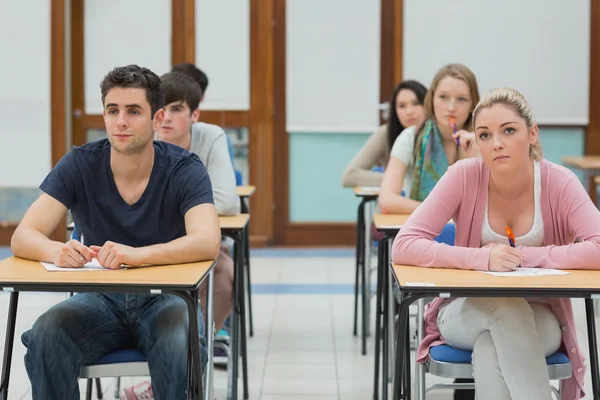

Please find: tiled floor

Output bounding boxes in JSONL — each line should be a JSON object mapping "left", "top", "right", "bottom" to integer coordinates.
{"left": 0, "top": 247, "right": 597, "bottom": 399}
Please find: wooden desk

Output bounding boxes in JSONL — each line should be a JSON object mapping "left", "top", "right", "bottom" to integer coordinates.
{"left": 562, "top": 156, "right": 600, "bottom": 205}
{"left": 219, "top": 214, "right": 249, "bottom": 231}
{"left": 373, "top": 213, "right": 410, "bottom": 232}
{"left": 0, "top": 256, "right": 216, "bottom": 400}
{"left": 0, "top": 256, "right": 213, "bottom": 288}
{"left": 236, "top": 185, "right": 256, "bottom": 198}
{"left": 218, "top": 213, "right": 250, "bottom": 400}
{"left": 388, "top": 264, "right": 600, "bottom": 400}
{"left": 353, "top": 187, "right": 380, "bottom": 355}
{"left": 354, "top": 186, "right": 380, "bottom": 197}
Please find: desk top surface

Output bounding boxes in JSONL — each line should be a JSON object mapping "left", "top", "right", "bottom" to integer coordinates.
{"left": 561, "top": 156, "right": 600, "bottom": 170}
{"left": 236, "top": 186, "right": 256, "bottom": 197}
{"left": 219, "top": 214, "right": 249, "bottom": 230}
{"left": 0, "top": 256, "right": 215, "bottom": 289}
{"left": 353, "top": 186, "right": 380, "bottom": 197}
{"left": 373, "top": 213, "right": 410, "bottom": 231}
{"left": 392, "top": 264, "right": 600, "bottom": 291}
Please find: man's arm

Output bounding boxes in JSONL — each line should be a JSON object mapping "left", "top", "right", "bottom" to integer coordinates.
{"left": 11, "top": 193, "right": 94, "bottom": 265}
{"left": 92, "top": 203, "right": 221, "bottom": 268}
{"left": 207, "top": 134, "right": 240, "bottom": 216}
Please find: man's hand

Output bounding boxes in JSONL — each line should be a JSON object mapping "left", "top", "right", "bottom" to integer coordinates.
{"left": 90, "top": 242, "right": 142, "bottom": 269}
{"left": 54, "top": 240, "right": 97, "bottom": 268}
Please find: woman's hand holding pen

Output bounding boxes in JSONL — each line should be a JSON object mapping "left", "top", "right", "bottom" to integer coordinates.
{"left": 486, "top": 243, "right": 523, "bottom": 272}
{"left": 452, "top": 130, "right": 476, "bottom": 151}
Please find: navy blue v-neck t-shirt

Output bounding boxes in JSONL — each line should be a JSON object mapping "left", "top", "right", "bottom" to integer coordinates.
{"left": 40, "top": 139, "right": 214, "bottom": 247}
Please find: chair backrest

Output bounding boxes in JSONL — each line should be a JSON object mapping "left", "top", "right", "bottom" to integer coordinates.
{"left": 434, "top": 223, "right": 456, "bottom": 245}
{"left": 235, "top": 169, "right": 243, "bottom": 186}
{"left": 71, "top": 226, "right": 79, "bottom": 241}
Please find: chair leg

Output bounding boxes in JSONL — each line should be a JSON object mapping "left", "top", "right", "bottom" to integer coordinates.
{"left": 85, "top": 379, "right": 93, "bottom": 400}
{"left": 95, "top": 378, "right": 103, "bottom": 399}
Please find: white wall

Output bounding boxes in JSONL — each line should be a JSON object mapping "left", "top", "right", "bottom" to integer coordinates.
{"left": 195, "top": 0, "right": 250, "bottom": 110}
{"left": 404, "top": 0, "right": 590, "bottom": 125}
{"left": 84, "top": 0, "right": 172, "bottom": 114}
{"left": 0, "top": 1, "right": 51, "bottom": 187}
{"left": 286, "top": 0, "right": 381, "bottom": 133}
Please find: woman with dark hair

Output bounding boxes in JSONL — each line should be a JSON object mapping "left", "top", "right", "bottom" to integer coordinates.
{"left": 342, "top": 80, "right": 427, "bottom": 187}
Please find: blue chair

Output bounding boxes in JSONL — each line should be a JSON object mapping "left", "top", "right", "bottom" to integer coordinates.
{"left": 80, "top": 350, "right": 149, "bottom": 400}
{"left": 235, "top": 169, "right": 243, "bottom": 186}
{"left": 421, "top": 343, "right": 571, "bottom": 398}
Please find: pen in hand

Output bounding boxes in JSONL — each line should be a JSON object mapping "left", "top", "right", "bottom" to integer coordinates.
{"left": 450, "top": 116, "right": 459, "bottom": 146}
{"left": 505, "top": 226, "right": 521, "bottom": 268}
{"left": 80, "top": 234, "right": 84, "bottom": 262}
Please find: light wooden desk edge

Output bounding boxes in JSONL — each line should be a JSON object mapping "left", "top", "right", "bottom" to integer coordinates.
{"left": 0, "top": 256, "right": 215, "bottom": 286}
{"left": 373, "top": 213, "right": 410, "bottom": 230}
{"left": 562, "top": 156, "right": 600, "bottom": 170}
{"left": 353, "top": 186, "right": 380, "bottom": 196}
{"left": 236, "top": 185, "right": 256, "bottom": 198}
{"left": 392, "top": 264, "right": 600, "bottom": 290}
{"left": 219, "top": 214, "right": 250, "bottom": 230}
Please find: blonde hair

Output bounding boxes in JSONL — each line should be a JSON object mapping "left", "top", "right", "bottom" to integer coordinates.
{"left": 472, "top": 87, "right": 543, "bottom": 161}
{"left": 423, "top": 63, "right": 480, "bottom": 131}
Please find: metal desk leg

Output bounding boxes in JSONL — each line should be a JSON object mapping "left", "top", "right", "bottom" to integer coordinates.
{"left": 373, "top": 235, "right": 387, "bottom": 399}
{"left": 382, "top": 240, "right": 390, "bottom": 400}
{"left": 354, "top": 199, "right": 366, "bottom": 336}
{"left": 585, "top": 298, "right": 600, "bottom": 399}
{"left": 204, "top": 269, "right": 215, "bottom": 400}
{"left": 387, "top": 239, "right": 395, "bottom": 382}
{"left": 362, "top": 201, "right": 373, "bottom": 354}
{"left": 244, "top": 220, "right": 254, "bottom": 337}
{"left": 228, "top": 241, "right": 241, "bottom": 400}
{"left": 393, "top": 293, "right": 422, "bottom": 400}
{"left": 0, "top": 292, "right": 18, "bottom": 400}
{"left": 416, "top": 298, "right": 426, "bottom": 400}
{"left": 236, "top": 233, "right": 250, "bottom": 400}
{"left": 240, "top": 198, "right": 254, "bottom": 337}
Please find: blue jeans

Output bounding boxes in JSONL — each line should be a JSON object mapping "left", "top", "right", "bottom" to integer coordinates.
{"left": 21, "top": 292, "right": 207, "bottom": 400}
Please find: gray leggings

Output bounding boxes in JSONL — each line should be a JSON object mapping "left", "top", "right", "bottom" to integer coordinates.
{"left": 438, "top": 298, "right": 562, "bottom": 400}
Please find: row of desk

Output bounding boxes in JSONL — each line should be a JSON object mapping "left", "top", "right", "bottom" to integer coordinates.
{"left": 0, "top": 186, "right": 257, "bottom": 400}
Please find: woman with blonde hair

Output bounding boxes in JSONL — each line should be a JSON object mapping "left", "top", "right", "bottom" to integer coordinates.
{"left": 392, "top": 87, "right": 599, "bottom": 399}
{"left": 378, "top": 64, "right": 481, "bottom": 214}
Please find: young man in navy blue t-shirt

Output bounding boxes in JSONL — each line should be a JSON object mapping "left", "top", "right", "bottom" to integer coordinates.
{"left": 11, "top": 65, "right": 220, "bottom": 399}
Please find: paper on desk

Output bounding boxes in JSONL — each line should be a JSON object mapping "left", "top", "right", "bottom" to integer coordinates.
{"left": 40, "top": 259, "right": 123, "bottom": 272}
{"left": 481, "top": 268, "right": 570, "bottom": 277}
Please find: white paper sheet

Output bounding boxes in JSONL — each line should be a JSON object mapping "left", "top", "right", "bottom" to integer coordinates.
{"left": 481, "top": 268, "right": 570, "bottom": 277}
{"left": 40, "top": 259, "right": 123, "bottom": 272}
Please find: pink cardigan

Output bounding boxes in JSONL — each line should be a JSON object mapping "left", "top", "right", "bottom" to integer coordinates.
{"left": 392, "top": 158, "right": 600, "bottom": 400}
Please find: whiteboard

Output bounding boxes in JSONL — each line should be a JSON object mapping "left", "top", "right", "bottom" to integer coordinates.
{"left": 286, "top": 0, "right": 381, "bottom": 133}
{"left": 0, "top": 0, "right": 51, "bottom": 186}
{"left": 195, "top": 0, "right": 250, "bottom": 110}
{"left": 404, "top": 0, "right": 590, "bottom": 125}
{"left": 84, "top": 0, "right": 171, "bottom": 114}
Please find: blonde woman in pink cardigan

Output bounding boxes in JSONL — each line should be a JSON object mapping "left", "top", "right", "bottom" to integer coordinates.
{"left": 392, "top": 87, "right": 600, "bottom": 400}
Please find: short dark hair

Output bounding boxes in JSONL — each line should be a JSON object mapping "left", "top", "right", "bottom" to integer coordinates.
{"left": 100, "top": 65, "right": 164, "bottom": 117}
{"left": 172, "top": 63, "right": 209, "bottom": 94}
{"left": 160, "top": 72, "right": 203, "bottom": 112}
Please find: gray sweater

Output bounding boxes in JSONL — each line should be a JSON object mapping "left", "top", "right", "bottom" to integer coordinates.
{"left": 189, "top": 122, "right": 240, "bottom": 216}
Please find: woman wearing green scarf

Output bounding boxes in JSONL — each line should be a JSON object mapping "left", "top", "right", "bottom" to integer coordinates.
{"left": 379, "top": 64, "right": 481, "bottom": 214}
